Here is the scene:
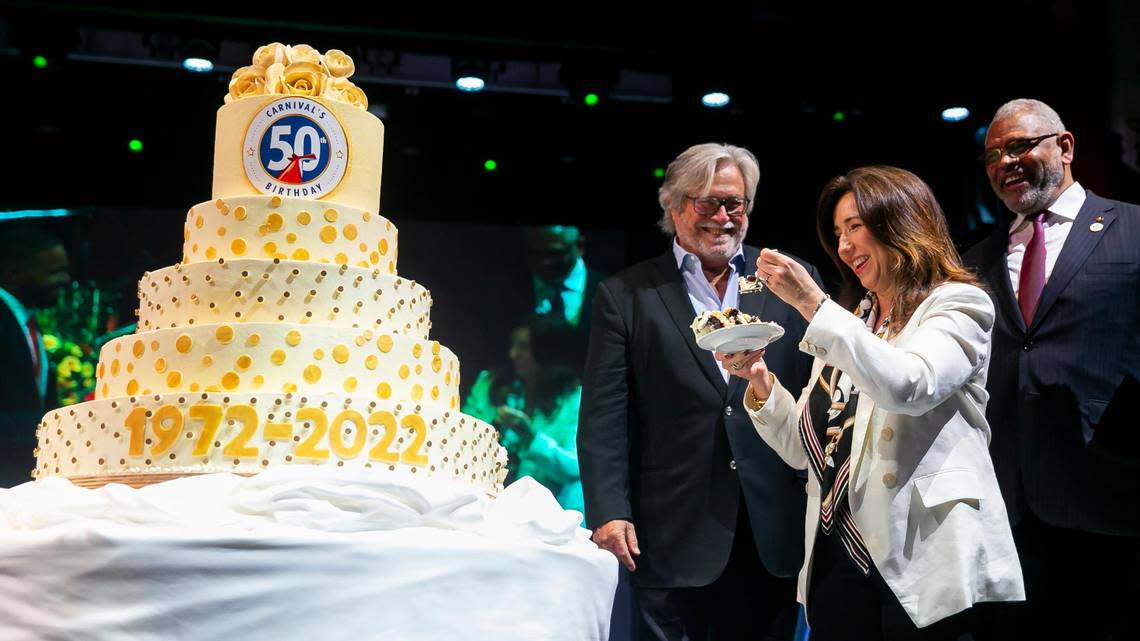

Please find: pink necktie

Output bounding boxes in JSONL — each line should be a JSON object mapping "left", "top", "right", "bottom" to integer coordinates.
{"left": 1018, "top": 212, "right": 1047, "bottom": 324}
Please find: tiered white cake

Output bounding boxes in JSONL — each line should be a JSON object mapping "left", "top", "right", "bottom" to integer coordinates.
{"left": 33, "top": 43, "right": 507, "bottom": 493}
{"left": 2, "top": 44, "right": 616, "bottom": 641}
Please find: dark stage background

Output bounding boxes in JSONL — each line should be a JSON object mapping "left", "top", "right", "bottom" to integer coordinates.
{"left": 1, "top": 0, "right": 1139, "bottom": 388}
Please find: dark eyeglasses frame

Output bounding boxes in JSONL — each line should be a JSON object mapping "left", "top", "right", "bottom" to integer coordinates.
{"left": 982, "top": 133, "right": 1061, "bottom": 166}
{"left": 685, "top": 195, "right": 750, "bottom": 216}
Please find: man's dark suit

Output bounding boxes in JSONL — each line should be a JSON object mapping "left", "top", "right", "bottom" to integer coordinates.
{"left": 578, "top": 245, "right": 819, "bottom": 588}
{"left": 964, "top": 191, "right": 1140, "bottom": 536}
{"left": 0, "top": 297, "right": 43, "bottom": 487}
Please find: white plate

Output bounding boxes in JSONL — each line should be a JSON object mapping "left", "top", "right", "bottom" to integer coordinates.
{"left": 694, "top": 321, "right": 785, "bottom": 353}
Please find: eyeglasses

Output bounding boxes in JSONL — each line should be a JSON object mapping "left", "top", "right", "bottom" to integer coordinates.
{"left": 686, "top": 195, "right": 750, "bottom": 216}
{"left": 982, "top": 133, "right": 1060, "bottom": 166}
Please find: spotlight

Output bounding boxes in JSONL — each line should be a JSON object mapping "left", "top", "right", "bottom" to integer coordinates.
{"left": 941, "top": 107, "right": 970, "bottom": 122}
{"left": 453, "top": 60, "right": 489, "bottom": 93}
{"left": 178, "top": 38, "right": 216, "bottom": 73}
{"left": 456, "top": 76, "right": 485, "bottom": 92}
{"left": 182, "top": 57, "right": 213, "bottom": 73}
{"left": 701, "top": 92, "right": 730, "bottom": 108}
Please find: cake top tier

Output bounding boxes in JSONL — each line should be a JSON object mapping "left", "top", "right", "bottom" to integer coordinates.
{"left": 214, "top": 44, "right": 384, "bottom": 213}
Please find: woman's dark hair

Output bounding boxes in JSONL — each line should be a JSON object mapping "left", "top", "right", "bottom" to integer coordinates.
{"left": 815, "top": 165, "right": 980, "bottom": 330}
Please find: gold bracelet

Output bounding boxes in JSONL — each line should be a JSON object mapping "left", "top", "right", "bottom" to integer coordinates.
{"left": 745, "top": 375, "right": 774, "bottom": 411}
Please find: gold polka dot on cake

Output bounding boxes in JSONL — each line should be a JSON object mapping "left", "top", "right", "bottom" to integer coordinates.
{"left": 286, "top": 233, "right": 297, "bottom": 243}
{"left": 217, "top": 226, "right": 227, "bottom": 237}
{"left": 101, "top": 383, "right": 109, "bottom": 397}
{"left": 431, "top": 341, "right": 440, "bottom": 355}
{"left": 132, "top": 340, "right": 145, "bottom": 358}
{"left": 252, "top": 375, "right": 264, "bottom": 388}
{"left": 176, "top": 334, "right": 193, "bottom": 353}
{"left": 283, "top": 382, "right": 297, "bottom": 393}
{"left": 190, "top": 383, "right": 200, "bottom": 392}
{"left": 267, "top": 212, "right": 284, "bottom": 232}
{"left": 303, "top": 365, "right": 321, "bottom": 383}
{"left": 399, "top": 365, "right": 410, "bottom": 380}
{"left": 431, "top": 386, "right": 440, "bottom": 400}
{"left": 126, "top": 379, "right": 139, "bottom": 395}
{"left": 343, "top": 224, "right": 358, "bottom": 240}
{"left": 98, "top": 362, "right": 105, "bottom": 378}
{"left": 333, "top": 345, "right": 350, "bottom": 364}
{"left": 167, "top": 371, "right": 182, "bottom": 388}
{"left": 370, "top": 252, "right": 380, "bottom": 265}
{"left": 192, "top": 243, "right": 199, "bottom": 253}
{"left": 388, "top": 261, "right": 395, "bottom": 274}
{"left": 286, "top": 330, "right": 302, "bottom": 347}
{"left": 271, "top": 349, "right": 287, "bottom": 365}
{"left": 344, "top": 377, "right": 358, "bottom": 393}
{"left": 379, "top": 239, "right": 389, "bottom": 255}
{"left": 432, "top": 356, "right": 442, "bottom": 373}
{"left": 236, "top": 355, "right": 253, "bottom": 370}
{"left": 324, "top": 209, "right": 338, "bottom": 223}
{"left": 415, "top": 364, "right": 423, "bottom": 375}
{"left": 151, "top": 340, "right": 160, "bottom": 352}
{"left": 411, "top": 384, "right": 423, "bottom": 402}
{"left": 363, "top": 212, "right": 372, "bottom": 222}
{"left": 264, "top": 241, "right": 278, "bottom": 256}
{"left": 320, "top": 225, "right": 338, "bottom": 243}
{"left": 205, "top": 247, "right": 218, "bottom": 260}
{"left": 269, "top": 196, "right": 283, "bottom": 208}
{"left": 297, "top": 211, "right": 311, "bottom": 225}
{"left": 377, "top": 335, "right": 394, "bottom": 353}
{"left": 410, "top": 344, "right": 423, "bottom": 359}
{"left": 154, "top": 357, "right": 167, "bottom": 373}
{"left": 313, "top": 348, "right": 325, "bottom": 360}
{"left": 445, "top": 372, "right": 452, "bottom": 385}
{"left": 247, "top": 334, "right": 261, "bottom": 346}
{"left": 376, "top": 382, "right": 391, "bottom": 399}
{"left": 126, "top": 362, "right": 135, "bottom": 373}
{"left": 195, "top": 215, "right": 205, "bottom": 229}
{"left": 365, "top": 355, "right": 378, "bottom": 370}
{"left": 222, "top": 372, "right": 240, "bottom": 390}
{"left": 335, "top": 253, "right": 348, "bottom": 265}
{"left": 215, "top": 325, "right": 235, "bottom": 344}
{"left": 292, "top": 248, "right": 310, "bottom": 260}
{"left": 202, "top": 355, "right": 214, "bottom": 367}
{"left": 110, "top": 359, "right": 120, "bottom": 376}
{"left": 231, "top": 239, "right": 247, "bottom": 255}
{"left": 234, "top": 206, "right": 247, "bottom": 221}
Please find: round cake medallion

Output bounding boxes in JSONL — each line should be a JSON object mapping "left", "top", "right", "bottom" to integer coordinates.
{"left": 242, "top": 97, "right": 349, "bottom": 199}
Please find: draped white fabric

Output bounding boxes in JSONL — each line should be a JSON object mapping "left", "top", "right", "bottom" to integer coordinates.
{"left": 0, "top": 470, "right": 617, "bottom": 641}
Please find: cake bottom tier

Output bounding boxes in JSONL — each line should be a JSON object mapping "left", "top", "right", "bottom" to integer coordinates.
{"left": 36, "top": 392, "right": 506, "bottom": 493}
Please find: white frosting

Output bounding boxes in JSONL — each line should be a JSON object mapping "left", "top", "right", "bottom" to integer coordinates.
{"left": 183, "top": 196, "right": 398, "bottom": 272}
{"left": 137, "top": 260, "right": 431, "bottom": 337}
{"left": 95, "top": 323, "right": 460, "bottom": 406}
{"left": 37, "top": 392, "right": 503, "bottom": 491}
{"left": 0, "top": 472, "right": 618, "bottom": 641}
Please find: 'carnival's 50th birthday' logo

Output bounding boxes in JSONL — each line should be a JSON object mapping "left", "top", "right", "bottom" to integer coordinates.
{"left": 242, "top": 97, "right": 348, "bottom": 198}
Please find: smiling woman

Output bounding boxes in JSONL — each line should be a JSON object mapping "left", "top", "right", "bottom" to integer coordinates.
{"left": 718, "top": 165, "right": 1025, "bottom": 639}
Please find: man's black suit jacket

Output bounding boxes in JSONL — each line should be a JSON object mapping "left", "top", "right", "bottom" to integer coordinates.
{"left": 578, "top": 245, "right": 819, "bottom": 587}
{"left": 964, "top": 191, "right": 1140, "bottom": 536}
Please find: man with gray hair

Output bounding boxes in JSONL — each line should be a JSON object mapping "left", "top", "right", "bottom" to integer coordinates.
{"left": 578, "top": 142, "right": 821, "bottom": 639}
{"left": 965, "top": 99, "right": 1140, "bottom": 640}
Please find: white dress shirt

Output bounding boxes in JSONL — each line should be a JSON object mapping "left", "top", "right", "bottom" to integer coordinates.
{"left": 1006, "top": 182, "right": 1085, "bottom": 298}
{"left": 672, "top": 240, "right": 746, "bottom": 382}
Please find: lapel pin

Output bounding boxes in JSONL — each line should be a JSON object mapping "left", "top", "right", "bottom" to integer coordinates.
{"left": 1090, "top": 215, "right": 1104, "bottom": 232}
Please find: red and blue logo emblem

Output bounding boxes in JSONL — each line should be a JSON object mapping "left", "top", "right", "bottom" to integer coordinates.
{"left": 242, "top": 97, "right": 348, "bottom": 199}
